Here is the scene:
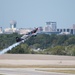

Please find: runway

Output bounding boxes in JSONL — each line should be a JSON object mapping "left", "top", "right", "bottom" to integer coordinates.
{"left": 0, "top": 54, "right": 75, "bottom": 66}
{"left": 0, "top": 68, "right": 75, "bottom": 75}
{"left": 0, "top": 54, "right": 75, "bottom": 75}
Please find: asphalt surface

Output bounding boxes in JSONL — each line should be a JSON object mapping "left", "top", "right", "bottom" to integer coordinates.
{"left": 0, "top": 54, "right": 75, "bottom": 66}
{"left": 0, "top": 68, "right": 75, "bottom": 75}
{"left": 0, "top": 54, "right": 75, "bottom": 75}
{"left": 0, "top": 54, "right": 75, "bottom": 60}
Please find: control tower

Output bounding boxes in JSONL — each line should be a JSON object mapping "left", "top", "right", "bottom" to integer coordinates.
{"left": 10, "top": 20, "right": 17, "bottom": 29}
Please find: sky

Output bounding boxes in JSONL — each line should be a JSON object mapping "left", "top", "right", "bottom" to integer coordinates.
{"left": 0, "top": 0, "right": 75, "bottom": 29}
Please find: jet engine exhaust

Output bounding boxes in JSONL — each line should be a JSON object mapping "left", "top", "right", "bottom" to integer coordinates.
{"left": 0, "top": 42, "right": 21, "bottom": 55}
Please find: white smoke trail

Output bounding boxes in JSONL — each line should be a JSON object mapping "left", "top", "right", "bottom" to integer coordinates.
{"left": 0, "top": 41, "right": 22, "bottom": 55}
{"left": 0, "top": 28, "right": 37, "bottom": 55}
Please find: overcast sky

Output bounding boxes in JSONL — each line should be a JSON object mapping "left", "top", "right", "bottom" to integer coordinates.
{"left": 0, "top": 0, "right": 75, "bottom": 29}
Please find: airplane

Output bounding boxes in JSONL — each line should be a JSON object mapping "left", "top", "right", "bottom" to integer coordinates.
{"left": 0, "top": 28, "right": 38, "bottom": 55}
{"left": 16, "top": 28, "right": 38, "bottom": 42}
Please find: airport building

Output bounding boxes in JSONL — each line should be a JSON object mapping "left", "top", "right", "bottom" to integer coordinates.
{"left": 2, "top": 20, "right": 75, "bottom": 35}
{"left": 56, "top": 24, "right": 75, "bottom": 35}
{"left": 38, "top": 23, "right": 75, "bottom": 35}
{"left": 57, "top": 29, "right": 71, "bottom": 35}
{"left": 44, "top": 21, "right": 57, "bottom": 32}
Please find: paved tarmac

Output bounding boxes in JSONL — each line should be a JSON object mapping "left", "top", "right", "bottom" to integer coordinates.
{"left": 0, "top": 54, "right": 75, "bottom": 60}
{"left": 0, "top": 68, "right": 75, "bottom": 75}
{"left": 0, "top": 54, "right": 75, "bottom": 66}
{"left": 0, "top": 54, "right": 75, "bottom": 75}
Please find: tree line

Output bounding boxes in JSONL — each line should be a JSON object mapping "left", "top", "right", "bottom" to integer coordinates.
{"left": 0, "top": 33, "right": 75, "bottom": 56}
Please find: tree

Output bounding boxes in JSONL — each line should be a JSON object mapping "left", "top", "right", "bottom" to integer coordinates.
{"left": 65, "top": 37, "right": 75, "bottom": 45}
{"left": 50, "top": 46, "right": 65, "bottom": 55}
